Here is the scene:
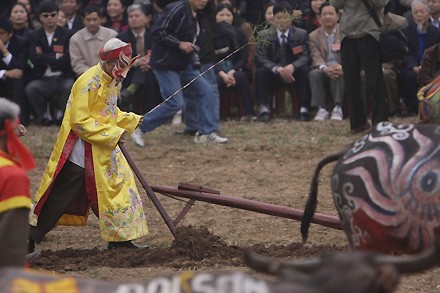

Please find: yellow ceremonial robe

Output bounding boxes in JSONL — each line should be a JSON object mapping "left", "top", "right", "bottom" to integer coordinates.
{"left": 31, "top": 64, "right": 148, "bottom": 242}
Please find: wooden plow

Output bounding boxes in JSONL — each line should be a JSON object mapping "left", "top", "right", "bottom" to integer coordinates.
{"left": 119, "top": 143, "right": 342, "bottom": 238}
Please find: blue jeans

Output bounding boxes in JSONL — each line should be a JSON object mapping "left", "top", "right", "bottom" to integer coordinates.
{"left": 183, "top": 62, "right": 220, "bottom": 133}
{"left": 139, "top": 64, "right": 217, "bottom": 135}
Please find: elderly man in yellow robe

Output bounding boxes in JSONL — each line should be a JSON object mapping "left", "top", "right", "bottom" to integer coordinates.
{"left": 28, "top": 38, "right": 149, "bottom": 252}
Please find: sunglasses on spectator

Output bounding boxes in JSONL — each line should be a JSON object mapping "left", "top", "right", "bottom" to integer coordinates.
{"left": 41, "top": 12, "right": 57, "bottom": 18}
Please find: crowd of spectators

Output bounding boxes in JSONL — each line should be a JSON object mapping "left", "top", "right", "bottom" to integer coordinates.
{"left": 0, "top": 0, "right": 439, "bottom": 135}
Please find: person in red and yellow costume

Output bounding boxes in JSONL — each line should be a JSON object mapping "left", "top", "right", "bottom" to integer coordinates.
{"left": 0, "top": 98, "right": 36, "bottom": 267}
{"left": 29, "top": 38, "right": 149, "bottom": 252}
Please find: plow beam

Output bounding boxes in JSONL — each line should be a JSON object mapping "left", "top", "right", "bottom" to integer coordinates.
{"left": 151, "top": 185, "right": 342, "bottom": 230}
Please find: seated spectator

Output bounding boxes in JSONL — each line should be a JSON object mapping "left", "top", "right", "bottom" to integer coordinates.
{"left": 56, "top": 10, "right": 68, "bottom": 27}
{"left": 17, "top": 0, "right": 41, "bottom": 30}
{"left": 213, "top": 2, "right": 255, "bottom": 120}
{"left": 429, "top": 0, "right": 440, "bottom": 28}
{"left": 255, "top": 1, "right": 311, "bottom": 122}
{"left": 70, "top": 5, "right": 117, "bottom": 77}
{"left": 25, "top": 0, "right": 75, "bottom": 126}
{"left": 308, "top": 2, "right": 343, "bottom": 121}
{"left": 117, "top": 3, "right": 162, "bottom": 114}
{"left": 400, "top": 0, "right": 440, "bottom": 115}
{"left": 9, "top": 2, "right": 34, "bottom": 39}
{"left": 60, "top": 0, "right": 84, "bottom": 32}
{"left": 0, "top": 18, "right": 30, "bottom": 125}
{"left": 264, "top": 2, "right": 275, "bottom": 27}
{"left": 105, "top": 0, "right": 129, "bottom": 33}
{"left": 300, "top": 0, "right": 323, "bottom": 33}
{"left": 0, "top": 98, "right": 36, "bottom": 268}
{"left": 237, "top": 0, "right": 271, "bottom": 27}
{"left": 418, "top": 43, "right": 440, "bottom": 86}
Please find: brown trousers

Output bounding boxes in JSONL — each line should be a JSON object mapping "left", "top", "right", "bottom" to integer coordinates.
{"left": 0, "top": 208, "right": 29, "bottom": 267}
{"left": 30, "top": 160, "right": 86, "bottom": 243}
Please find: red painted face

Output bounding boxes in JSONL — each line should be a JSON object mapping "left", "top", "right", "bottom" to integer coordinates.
{"left": 111, "top": 51, "right": 138, "bottom": 80}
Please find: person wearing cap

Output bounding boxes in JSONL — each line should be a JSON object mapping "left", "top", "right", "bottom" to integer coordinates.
{"left": 0, "top": 98, "right": 36, "bottom": 267}
{"left": 29, "top": 38, "right": 149, "bottom": 252}
{"left": 25, "top": 0, "right": 76, "bottom": 126}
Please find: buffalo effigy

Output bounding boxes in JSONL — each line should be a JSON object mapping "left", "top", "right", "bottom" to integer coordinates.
{"left": 302, "top": 122, "right": 440, "bottom": 254}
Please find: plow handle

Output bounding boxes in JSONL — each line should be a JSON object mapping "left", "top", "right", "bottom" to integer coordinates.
{"left": 119, "top": 142, "right": 177, "bottom": 237}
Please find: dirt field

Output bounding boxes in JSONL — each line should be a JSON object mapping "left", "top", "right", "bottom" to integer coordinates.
{"left": 22, "top": 115, "right": 440, "bottom": 292}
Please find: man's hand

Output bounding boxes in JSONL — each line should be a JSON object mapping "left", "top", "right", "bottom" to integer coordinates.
{"left": 137, "top": 56, "right": 151, "bottom": 71}
{"left": 219, "top": 71, "right": 236, "bottom": 87}
{"left": 413, "top": 66, "right": 421, "bottom": 74}
{"left": 119, "top": 131, "right": 127, "bottom": 144}
{"left": 277, "top": 65, "right": 295, "bottom": 84}
{"left": 323, "top": 65, "right": 342, "bottom": 80}
{"left": 5, "top": 69, "right": 23, "bottom": 79}
{"left": 16, "top": 124, "right": 27, "bottom": 137}
{"left": 178, "top": 42, "right": 197, "bottom": 54}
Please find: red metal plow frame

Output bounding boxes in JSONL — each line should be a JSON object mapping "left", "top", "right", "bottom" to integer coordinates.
{"left": 119, "top": 143, "right": 341, "bottom": 238}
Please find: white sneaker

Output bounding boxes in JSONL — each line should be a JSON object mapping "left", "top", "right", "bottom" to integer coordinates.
{"left": 172, "top": 110, "right": 183, "bottom": 125}
{"left": 314, "top": 108, "right": 329, "bottom": 121}
{"left": 331, "top": 106, "right": 343, "bottom": 121}
{"left": 131, "top": 128, "right": 145, "bottom": 147}
{"left": 194, "top": 132, "right": 228, "bottom": 144}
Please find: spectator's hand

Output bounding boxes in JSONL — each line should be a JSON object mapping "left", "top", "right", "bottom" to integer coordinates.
{"left": 137, "top": 56, "right": 150, "bottom": 71}
{"left": 0, "top": 39, "right": 7, "bottom": 55}
{"left": 278, "top": 65, "right": 295, "bottom": 84}
{"left": 413, "top": 66, "right": 421, "bottom": 74}
{"left": 220, "top": 71, "right": 235, "bottom": 87}
{"left": 332, "top": 64, "right": 343, "bottom": 76}
{"left": 16, "top": 124, "right": 27, "bottom": 137}
{"left": 323, "top": 65, "right": 340, "bottom": 80}
{"left": 293, "top": 10, "right": 303, "bottom": 20}
{"left": 5, "top": 69, "right": 23, "bottom": 79}
{"left": 119, "top": 131, "right": 127, "bottom": 144}
{"left": 179, "top": 42, "right": 196, "bottom": 54}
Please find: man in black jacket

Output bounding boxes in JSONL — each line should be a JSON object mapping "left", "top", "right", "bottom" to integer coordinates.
{"left": 0, "top": 19, "right": 30, "bottom": 125}
{"left": 255, "top": 1, "right": 311, "bottom": 122}
{"left": 25, "top": 0, "right": 75, "bottom": 126}
{"left": 131, "top": 0, "right": 228, "bottom": 147}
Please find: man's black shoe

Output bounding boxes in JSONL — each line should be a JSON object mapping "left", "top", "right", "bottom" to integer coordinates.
{"left": 260, "top": 112, "right": 271, "bottom": 123}
{"left": 28, "top": 237, "right": 35, "bottom": 254}
{"left": 299, "top": 112, "right": 310, "bottom": 121}
{"left": 107, "top": 240, "right": 149, "bottom": 249}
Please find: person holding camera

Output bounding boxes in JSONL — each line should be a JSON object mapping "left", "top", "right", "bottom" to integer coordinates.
{"left": 131, "top": 0, "right": 228, "bottom": 147}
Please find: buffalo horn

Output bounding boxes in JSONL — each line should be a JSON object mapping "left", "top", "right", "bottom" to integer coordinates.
{"left": 244, "top": 251, "right": 322, "bottom": 275}
{"left": 375, "top": 238, "right": 440, "bottom": 274}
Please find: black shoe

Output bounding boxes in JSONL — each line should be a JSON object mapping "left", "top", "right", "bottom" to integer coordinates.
{"left": 174, "top": 129, "right": 197, "bottom": 136}
{"left": 350, "top": 121, "right": 371, "bottom": 135}
{"left": 37, "top": 117, "right": 53, "bottom": 126}
{"left": 299, "top": 112, "right": 310, "bottom": 121}
{"left": 107, "top": 240, "right": 149, "bottom": 249}
{"left": 28, "top": 237, "right": 35, "bottom": 254}
{"left": 260, "top": 111, "right": 271, "bottom": 123}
